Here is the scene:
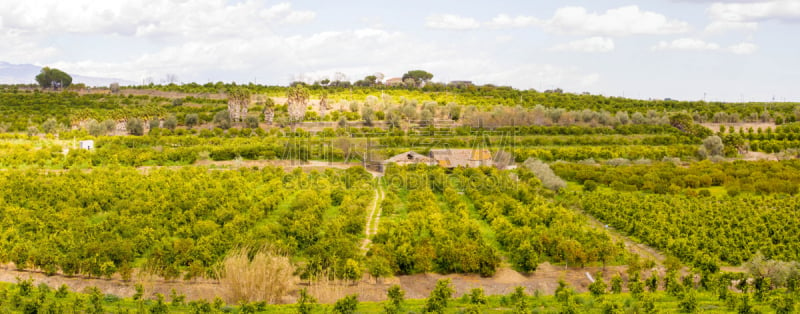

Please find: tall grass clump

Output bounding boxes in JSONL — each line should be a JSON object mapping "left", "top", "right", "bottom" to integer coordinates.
{"left": 218, "top": 246, "right": 296, "bottom": 304}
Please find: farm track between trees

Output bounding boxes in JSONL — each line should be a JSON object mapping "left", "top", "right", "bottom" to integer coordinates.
{"left": 360, "top": 184, "right": 384, "bottom": 253}
{"left": 0, "top": 262, "right": 636, "bottom": 304}
{"left": 577, "top": 208, "right": 666, "bottom": 264}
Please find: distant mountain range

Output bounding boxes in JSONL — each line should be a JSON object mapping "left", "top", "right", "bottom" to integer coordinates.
{"left": 0, "top": 61, "right": 136, "bottom": 87}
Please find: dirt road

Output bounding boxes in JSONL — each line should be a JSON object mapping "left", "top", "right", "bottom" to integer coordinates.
{"left": 360, "top": 184, "right": 384, "bottom": 253}
{"left": 579, "top": 208, "right": 666, "bottom": 264}
{"left": 0, "top": 262, "right": 631, "bottom": 304}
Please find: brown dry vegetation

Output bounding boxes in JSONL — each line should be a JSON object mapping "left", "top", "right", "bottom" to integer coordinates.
{"left": 741, "top": 151, "right": 780, "bottom": 161}
{"left": 700, "top": 122, "right": 777, "bottom": 132}
{"left": 217, "top": 247, "right": 296, "bottom": 304}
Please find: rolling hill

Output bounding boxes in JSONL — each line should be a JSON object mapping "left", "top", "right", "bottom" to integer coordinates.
{"left": 0, "top": 61, "right": 136, "bottom": 86}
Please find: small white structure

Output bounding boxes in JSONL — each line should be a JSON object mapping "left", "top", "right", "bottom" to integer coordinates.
{"left": 79, "top": 140, "right": 94, "bottom": 150}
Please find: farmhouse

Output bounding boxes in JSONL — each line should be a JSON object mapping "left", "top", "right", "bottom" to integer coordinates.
{"left": 379, "top": 151, "right": 435, "bottom": 171}
{"left": 385, "top": 77, "right": 404, "bottom": 86}
{"left": 379, "top": 149, "right": 495, "bottom": 172}
{"left": 429, "top": 149, "right": 493, "bottom": 168}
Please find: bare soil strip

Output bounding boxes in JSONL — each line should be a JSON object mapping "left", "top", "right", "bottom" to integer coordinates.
{"left": 0, "top": 263, "right": 632, "bottom": 304}
{"left": 578, "top": 208, "right": 666, "bottom": 264}
{"left": 360, "top": 185, "right": 383, "bottom": 253}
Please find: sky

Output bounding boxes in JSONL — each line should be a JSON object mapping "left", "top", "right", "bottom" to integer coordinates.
{"left": 0, "top": 0, "right": 798, "bottom": 102}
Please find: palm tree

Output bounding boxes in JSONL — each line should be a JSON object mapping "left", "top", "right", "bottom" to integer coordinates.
{"left": 227, "top": 89, "right": 251, "bottom": 123}
{"left": 262, "top": 97, "right": 275, "bottom": 124}
{"left": 319, "top": 90, "right": 329, "bottom": 111}
{"left": 286, "top": 85, "right": 310, "bottom": 125}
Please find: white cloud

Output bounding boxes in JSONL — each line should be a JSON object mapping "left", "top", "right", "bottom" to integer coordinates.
{"left": 425, "top": 14, "right": 480, "bottom": 30}
{"left": 437, "top": 61, "right": 601, "bottom": 91}
{"left": 0, "top": 0, "right": 320, "bottom": 69}
{"left": 41, "top": 24, "right": 600, "bottom": 93}
{"left": 0, "top": 29, "right": 59, "bottom": 64}
{"left": 486, "top": 14, "right": 539, "bottom": 28}
{"left": 729, "top": 42, "right": 758, "bottom": 54}
{"left": 46, "top": 28, "right": 439, "bottom": 83}
{"left": 705, "top": 21, "right": 758, "bottom": 33}
{"left": 550, "top": 37, "right": 615, "bottom": 53}
{"left": 544, "top": 5, "right": 691, "bottom": 36}
{"left": 0, "top": 0, "right": 316, "bottom": 39}
{"left": 283, "top": 10, "right": 317, "bottom": 24}
{"left": 580, "top": 73, "right": 600, "bottom": 87}
{"left": 709, "top": 0, "right": 800, "bottom": 23}
{"left": 703, "top": 1, "right": 799, "bottom": 33}
{"left": 651, "top": 38, "right": 759, "bottom": 55}
{"left": 652, "top": 38, "right": 721, "bottom": 51}
{"left": 495, "top": 35, "right": 514, "bottom": 44}
{"left": 360, "top": 17, "right": 385, "bottom": 29}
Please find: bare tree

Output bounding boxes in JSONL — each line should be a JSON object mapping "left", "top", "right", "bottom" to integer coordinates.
{"left": 493, "top": 149, "right": 515, "bottom": 169}
{"left": 165, "top": 73, "right": 178, "bottom": 84}
{"left": 374, "top": 72, "right": 385, "bottom": 84}
{"left": 291, "top": 73, "right": 309, "bottom": 84}
{"left": 334, "top": 138, "right": 354, "bottom": 161}
{"left": 319, "top": 90, "right": 329, "bottom": 112}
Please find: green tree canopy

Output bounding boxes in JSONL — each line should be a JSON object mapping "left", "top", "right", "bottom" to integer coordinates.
{"left": 402, "top": 70, "right": 433, "bottom": 87}
{"left": 669, "top": 112, "right": 694, "bottom": 133}
{"left": 35, "top": 67, "right": 72, "bottom": 89}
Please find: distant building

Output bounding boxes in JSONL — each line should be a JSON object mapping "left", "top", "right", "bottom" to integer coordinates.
{"left": 385, "top": 77, "right": 404, "bottom": 86}
{"left": 429, "top": 149, "right": 492, "bottom": 168}
{"left": 380, "top": 148, "right": 497, "bottom": 172}
{"left": 79, "top": 140, "right": 94, "bottom": 150}
{"left": 379, "top": 151, "right": 435, "bottom": 172}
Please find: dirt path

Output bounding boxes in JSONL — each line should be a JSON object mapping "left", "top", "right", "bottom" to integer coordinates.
{"left": 578, "top": 209, "right": 666, "bottom": 264}
{"left": 740, "top": 151, "right": 780, "bottom": 161}
{"left": 0, "top": 265, "right": 223, "bottom": 303}
{"left": 700, "top": 122, "right": 776, "bottom": 132}
{"left": 370, "top": 185, "right": 384, "bottom": 236}
{"left": 0, "top": 262, "right": 628, "bottom": 304}
{"left": 360, "top": 184, "right": 383, "bottom": 253}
